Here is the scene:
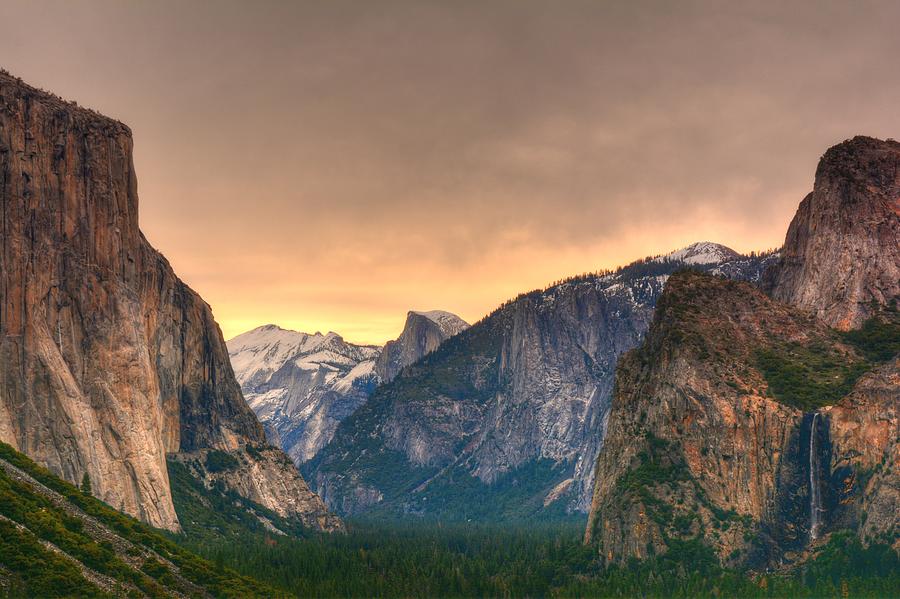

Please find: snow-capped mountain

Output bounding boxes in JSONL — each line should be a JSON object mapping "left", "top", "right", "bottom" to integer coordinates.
{"left": 227, "top": 327, "right": 381, "bottom": 464}
{"left": 654, "top": 241, "right": 741, "bottom": 265}
{"left": 228, "top": 312, "right": 468, "bottom": 465}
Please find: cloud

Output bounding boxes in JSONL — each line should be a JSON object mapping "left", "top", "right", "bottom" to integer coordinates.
{"left": 1, "top": 0, "right": 898, "bottom": 342}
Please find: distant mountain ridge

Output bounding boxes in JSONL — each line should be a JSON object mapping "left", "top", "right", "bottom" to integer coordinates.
{"left": 305, "top": 242, "right": 777, "bottom": 520}
{"left": 227, "top": 310, "right": 469, "bottom": 465}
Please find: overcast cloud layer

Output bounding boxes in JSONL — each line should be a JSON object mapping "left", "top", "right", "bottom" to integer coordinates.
{"left": 2, "top": 0, "right": 899, "bottom": 342}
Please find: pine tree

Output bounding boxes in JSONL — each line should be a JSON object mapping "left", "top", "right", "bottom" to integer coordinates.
{"left": 80, "top": 472, "right": 92, "bottom": 495}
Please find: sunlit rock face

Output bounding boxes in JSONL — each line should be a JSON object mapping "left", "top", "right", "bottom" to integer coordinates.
{"left": 228, "top": 311, "right": 468, "bottom": 466}
{"left": 585, "top": 273, "right": 833, "bottom": 565}
{"left": 307, "top": 246, "right": 774, "bottom": 519}
{"left": 769, "top": 136, "right": 900, "bottom": 330}
{"left": 0, "top": 71, "right": 337, "bottom": 532}
{"left": 586, "top": 273, "right": 898, "bottom": 567}
{"left": 587, "top": 138, "right": 899, "bottom": 567}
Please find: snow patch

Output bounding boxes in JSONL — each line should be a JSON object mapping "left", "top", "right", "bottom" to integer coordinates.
{"left": 410, "top": 310, "right": 469, "bottom": 336}
{"left": 654, "top": 241, "right": 740, "bottom": 265}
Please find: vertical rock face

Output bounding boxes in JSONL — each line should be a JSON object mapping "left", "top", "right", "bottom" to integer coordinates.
{"left": 770, "top": 136, "right": 900, "bottom": 330}
{"left": 0, "top": 71, "right": 337, "bottom": 532}
{"left": 585, "top": 273, "right": 861, "bottom": 565}
{"left": 374, "top": 310, "right": 470, "bottom": 383}
{"left": 824, "top": 358, "right": 899, "bottom": 545}
{"left": 307, "top": 248, "right": 774, "bottom": 518}
{"left": 586, "top": 273, "right": 898, "bottom": 566}
{"left": 587, "top": 138, "right": 900, "bottom": 566}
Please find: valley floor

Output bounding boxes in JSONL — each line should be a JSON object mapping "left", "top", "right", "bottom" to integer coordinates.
{"left": 178, "top": 519, "right": 899, "bottom": 598}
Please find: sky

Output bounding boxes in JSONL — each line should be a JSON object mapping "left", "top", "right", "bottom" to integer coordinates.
{"left": 2, "top": 1, "right": 899, "bottom": 344}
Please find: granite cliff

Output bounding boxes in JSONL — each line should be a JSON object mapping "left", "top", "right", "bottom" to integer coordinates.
{"left": 0, "top": 71, "right": 339, "bottom": 532}
{"left": 769, "top": 136, "right": 900, "bottom": 330}
{"left": 587, "top": 137, "right": 899, "bottom": 567}
{"left": 374, "top": 310, "right": 470, "bottom": 383}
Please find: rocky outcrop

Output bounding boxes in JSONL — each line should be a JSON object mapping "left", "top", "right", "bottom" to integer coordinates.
{"left": 0, "top": 71, "right": 337, "bottom": 532}
{"left": 587, "top": 139, "right": 900, "bottom": 566}
{"left": 584, "top": 272, "right": 879, "bottom": 565}
{"left": 307, "top": 247, "right": 773, "bottom": 518}
{"left": 769, "top": 136, "right": 900, "bottom": 330}
{"left": 169, "top": 445, "right": 343, "bottom": 532}
{"left": 824, "top": 357, "right": 899, "bottom": 547}
{"left": 374, "top": 310, "right": 469, "bottom": 382}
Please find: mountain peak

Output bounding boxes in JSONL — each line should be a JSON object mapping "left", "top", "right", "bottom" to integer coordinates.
{"left": 655, "top": 241, "right": 740, "bottom": 265}
{"left": 408, "top": 310, "right": 469, "bottom": 336}
{"left": 771, "top": 135, "right": 900, "bottom": 330}
{"left": 228, "top": 309, "right": 468, "bottom": 465}
{"left": 259, "top": 323, "right": 286, "bottom": 332}
{"left": 373, "top": 310, "right": 469, "bottom": 383}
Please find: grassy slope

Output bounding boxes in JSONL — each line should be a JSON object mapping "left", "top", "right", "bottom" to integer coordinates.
{"left": 0, "top": 442, "right": 278, "bottom": 598}
{"left": 755, "top": 306, "right": 899, "bottom": 411}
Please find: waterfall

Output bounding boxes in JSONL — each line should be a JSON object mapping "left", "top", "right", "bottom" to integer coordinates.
{"left": 809, "top": 412, "right": 821, "bottom": 541}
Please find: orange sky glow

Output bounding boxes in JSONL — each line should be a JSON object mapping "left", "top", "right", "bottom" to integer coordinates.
{"left": 2, "top": 1, "right": 899, "bottom": 344}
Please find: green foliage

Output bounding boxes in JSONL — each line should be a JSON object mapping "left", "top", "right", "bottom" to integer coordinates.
{"left": 184, "top": 520, "right": 599, "bottom": 598}
{"left": 755, "top": 341, "right": 869, "bottom": 410}
{"left": 559, "top": 531, "right": 900, "bottom": 598}
{"left": 245, "top": 444, "right": 265, "bottom": 461}
{"left": 842, "top": 311, "right": 900, "bottom": 362}
{"left": 800, "top": 531, "right": 900, "bottom": 593}
{"left": 80, "top": 472, "right": 92, "bottom": 495}
{"left": 0, "top": 465, "right": 169, "bottom": 597}
{"left": 378, "top": 459, "right": 577, "bottom": 523}
{"left": 0, "top": 519, "right": 107, "bottom": 598}
{"left": 0, "top": 442, "right": 273, "bottom": 598}
{"left": 756, "top": 311, "right": 899, "bottom": 411}
{"left": 179, "top": 520, "right": 900, "bottom": 599}
{"left": 204, "top": 449, "right": 240, "bottom": 473}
